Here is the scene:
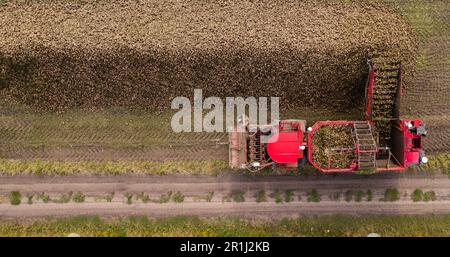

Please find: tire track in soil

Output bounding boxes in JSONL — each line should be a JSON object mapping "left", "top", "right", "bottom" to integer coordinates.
{"left": 0, "top": 114, "right": 228, "bottom": 160}
{"left": 0, "top": 144, "right": 228, "bottom": 161}
{"left": 0, "top": 111, "right": 446, "bottom": 160}
{"left": 404, "top": 115, "right": 450, "bottom": 154}
{"left": 0, "top": 114, "right": 227, "bottom": 143}
{"left": 397, "top": 1, "right": 450, "bottom": 154}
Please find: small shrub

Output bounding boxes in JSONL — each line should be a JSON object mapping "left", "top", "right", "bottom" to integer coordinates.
{"left": 366, "top": 190, "right": 373, "bottom": 201}
{"left": 172, "top": 191, "right": 185, "bottom": 203}
{"left": 355, "top": 190, "right": 366, "bottom": 202}
{"left": 205, "top": 192, "right": 214, "bottom": 202}
{"left": 54, "top": 191, "right": 73, "bottom": 203}
{"left": 232, "top": 191, "right": 245, "bottom": 203}
{"left": 9, "top": 191, "right": 21, "bottom": 205}
{"left": 222, "top": 194, "right": 232, "bottom": 202}
{"left": 193, "top": 192, "right": 214, "bottom": 202}
{"left": 344, "top": 190, "right": 353, "bottom": 202}
{"left": 254, "top": 190, "right": 267, "bottom": 203}
{"left": 270, "top": 190, "right": 283, "bottom": 204}
{"left": 136, "top": 192, "right": 150, "bottom": 203}
{"left": 26, "top": 193, "right": 34, "bottom": 205}
{"left": 157, "top": 191, "right": 172, "bottom": 203}
{"left": 105, "top": 192, "right": 115, "bottom": 202}
{"left": 307, "top": 189, "right": 321, "bottom": 203}
{"left": 284, "top": 190, "right": 295, "bottom": 203}
{"left": 329, "top": 192, "right": 342, "bottom": 201}
{"left": 73, "top": 192, "right": 85, "bottom": 203}
{"left": 411, "top": 189, "right": 423, "bottom": 202}
{"left": 382, "top": 188, "right": 400, "bottom": 202}
{"left": 423, "top": 191, "right": 437, "bottom": 202}
{"left": 124, "top": 192, "right": 134, "bottom": 204}
{"left": 37, "top": 192, "right": 50, "bottom": 203}
{"left": 344, "top": 190, "right": 367, "bottom": 202}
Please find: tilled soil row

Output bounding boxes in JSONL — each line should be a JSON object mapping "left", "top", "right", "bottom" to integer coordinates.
{"left": 388, "top": 0, "right": 450, "bottom": 152}
{"left": 0, "top": 0, "right": 417, "bottom": 112}
{"left": 0, "top": 144, "right": 228, "bottom": 161}
{"left": 0, "top": 118, "right": 227, "bottom": 147}
{"left": 418, "top": 115, "right": 450, "bottom": 154}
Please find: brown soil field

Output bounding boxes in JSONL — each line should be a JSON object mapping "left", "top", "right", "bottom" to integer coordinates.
{"left": 0, "top": 0, "right": 447, "bottom": 166}
{"left": 0, "top": 0, "right": 417, "bottom": 112}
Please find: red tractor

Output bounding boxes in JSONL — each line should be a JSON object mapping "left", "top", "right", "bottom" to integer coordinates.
{"left": 229, "top": 58, "right": 427, "bottom": 173}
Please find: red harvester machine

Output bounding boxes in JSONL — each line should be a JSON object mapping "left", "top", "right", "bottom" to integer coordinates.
{"left": 229, "top": 58, "right": 427, "bottom": 173}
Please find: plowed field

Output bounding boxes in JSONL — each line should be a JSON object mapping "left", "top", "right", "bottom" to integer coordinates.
{"left": 0, "top": 0, "right": 448, "bottom": 169}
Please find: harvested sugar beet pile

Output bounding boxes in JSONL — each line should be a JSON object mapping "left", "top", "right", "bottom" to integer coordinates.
{"left": 0, "top": 0, "right": 417, "bottom": 112}
{"left": 312, "top": 125, "right": 355, "bottom": 169}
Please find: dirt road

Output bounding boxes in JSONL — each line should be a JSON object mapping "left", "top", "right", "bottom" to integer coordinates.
{"left": 0, "top": 173, "right": 449, "bottom": 218}
{"left": 2, "top": 201, "right": 450, "bottom": 218}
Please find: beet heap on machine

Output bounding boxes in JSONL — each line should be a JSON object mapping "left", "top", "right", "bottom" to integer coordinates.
{"left": 229, "top": 58, "right": 428, "bottom": 173}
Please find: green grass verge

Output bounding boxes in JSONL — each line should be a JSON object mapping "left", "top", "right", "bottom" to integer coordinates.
{"left": 0, "top": 215, "right": 449, "bottom": 237}
{"left": 0, "top": 159, "right": 228, "bottom": 176}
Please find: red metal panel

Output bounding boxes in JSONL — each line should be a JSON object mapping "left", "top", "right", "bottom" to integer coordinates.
{"left": 376, "top": 119, "right": 424, "bottom": 171}
{"left": 267, "top": 131, "right": 303, "bottom": 164}
{"left": 401, "top": 119, "right": 423, "bottom": 166}
{"left": 406, "top": 151, "right": 420, "bottom": 164}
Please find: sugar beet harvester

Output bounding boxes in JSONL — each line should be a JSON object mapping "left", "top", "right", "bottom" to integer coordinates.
{"left": 229, "top": 58, "right": 427, "bottom": 173}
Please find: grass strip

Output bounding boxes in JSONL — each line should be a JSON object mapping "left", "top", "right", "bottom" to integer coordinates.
{"left": 0, "top": 215, "right": 449, "bottom": 237}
